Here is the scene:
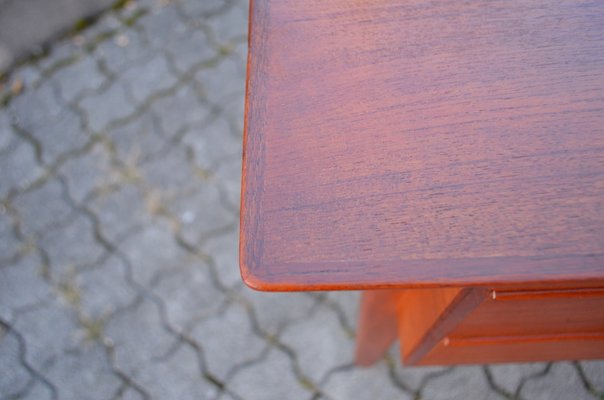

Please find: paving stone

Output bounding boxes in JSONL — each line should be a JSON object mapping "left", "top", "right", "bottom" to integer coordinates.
{"left": 13, "top": 178, "right": 75, "bottom": 237}
{"left": 0, "top": 327, "right": 33, "bottom": 398}
{"left": 519, "top": 362, "right": 593, "bottom": 400}
{"left": 580, "top": 361, "right": 604, "bottom": 393}
{"left": 421, "top": 366, "right": 506, "bottom": 400}
{"left": 239, "top": 288, "right": 315, "bottom": 336}
{"left": 44, "top": 344, "right": 121, "bottom": 400}
{"left": 59, "top": 141, "right": 115, "bottom": 203}
{"left": 150, "top": 85, "right": 211, "bottom": 138}
{"left": 183, "top": 115, "right": 241, "bottom": 172}
{"left": 94, "top": 29, "right": 153, "bottom": 75}
{"left": 106, "top": 298, "right": 177, "bottom": 376}
{"left": 168, "top": 181, "right": 236, "bottom": 245}
{"left": 165, "top": 28, "right": 217, "bottom": 73}
{"left": 196, "top": 56, "right": 244, "bottom": 106}
{"left": 117, "top": 221, "right": 190, "bottom": 287}
{"left": 11, "top": 82, "right": 87, "bottom": 164}
{"left": 136, "top": 343, "right": 219, "bottom": 400}
{"left": 322, "top": 362, "right": 411, "bottom": 400}
{"left": 0, "top": 109, "right": 13, "bottom": 153}
{"left": 0, "top": 138, "right": 44, "bottom": 198}
{"left": 13, "top": 297, "right": 81, "bottom": 368}
{"left": 190, "top": 303, "right": 266, "bottom": 382}
{"left": 121, "top": 55, "right": 178, "bottom": 103}
{"left": 17, "top": 380, "right": 54, "bottom": 400}
{"left": 38, "top": 214, "right": 107, "bottom": 280}
{"left": 205, "top": 2, "right": 248, "bottom": 46}
{"left": 178, "top": 0, "right": 231, "bottom": 18}
{"left": 75, "top": 255, "right": 138, "bottom": 320}
{"left": 229, "top": 348, "right": 310, "bottom": 400}
{"left": 52, "top": 55, "right": 107, "bottom": 103}
{"left": 109, "top": 112, "right": 168, "bottom": 165}
{"left": 140, "top": 144, "right": 196, "bottom": 192}
{"left": 152, "top": 260, "right": 225, "bottom": 332}
{"left": 281, "top": 303, "right": 354, "bottom": 383}
{"left": 89, "top": 183, "right": 148, "bottom": 243}
{"left": 138, "top": 5, "right": 188, "bottom": 49}
{"left": 486, "top": 363, "right": 549, "bottom": 395}
{"left": 117, "top": 387, "right": 146, "bottom": 400}
{"left": 0, "top": 207, "right": 22, "bottom": 264}
{"left": 202, "top": 229, "right": 240, "bottom": 288}
{"left": 80, "top": 81, "right": 138, "bottom": 132}
{"left": 324, "top": 291, "right": 359, "bottom": 333}
{"left": 213, "top": 156, "right": 241, "bottom": 211}
{"left": 0, "top": 254, "right": 52, "bottom": 321}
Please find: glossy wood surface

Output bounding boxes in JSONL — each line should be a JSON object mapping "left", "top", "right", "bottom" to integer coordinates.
{"left": 241, "top": 0, "right": 604, "bottom": 290}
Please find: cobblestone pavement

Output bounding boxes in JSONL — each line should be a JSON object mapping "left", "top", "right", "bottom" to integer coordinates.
{"left": 1, "top": 1, "right": 603, "bottom": 399}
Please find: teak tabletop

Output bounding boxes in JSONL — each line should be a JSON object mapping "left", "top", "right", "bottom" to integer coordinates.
{"left": 240, "top": 0, "right": 604, "bottom": 292}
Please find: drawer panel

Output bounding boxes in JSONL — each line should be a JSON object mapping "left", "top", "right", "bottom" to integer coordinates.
{"left": 451, "top": 288, "right": 604, "bottom": 338}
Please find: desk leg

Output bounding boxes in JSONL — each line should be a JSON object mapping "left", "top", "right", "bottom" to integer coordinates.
{"left": 354, "top": 289, "right": 404, "bottom": 366}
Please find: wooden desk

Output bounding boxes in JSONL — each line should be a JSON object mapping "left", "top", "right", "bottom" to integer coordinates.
{"left": 240, "top": 0, "right": 604, "bottom": 365}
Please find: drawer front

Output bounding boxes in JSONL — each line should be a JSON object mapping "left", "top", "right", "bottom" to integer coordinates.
{"left": 451, "top": 288, "right": 604, "bottom": 339}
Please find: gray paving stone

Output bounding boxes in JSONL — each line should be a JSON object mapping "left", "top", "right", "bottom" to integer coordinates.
{"left": 44, "top": 344, "right": 121, "bottom": 400}
{"left": 150, "top": 85, "right": 211, "bottom": 138}
{"left": 202, "top": 229, "right": 240, "bottom": 289}
{"left": 140, "top": 144, "right": 196, "bottom": 192}
{"left": 239, "top": 289, "right": 315, "bottom": 336}
{"left": 138, "top": 5, "right": 188, "bottom": 49}
{"left": 0, "top": 327, "right": 33, "bottom": 398}
{"left": 13, "top": 178, "right": 75, "bottom": 237}
{"left": 106, "top": 298, "right": 177, "bottom": 376}
{"left": 421, "top": 366, "right": 506, "bottom": 400}
{"left": 0, "top": 254, "right": 52, "bottom": 321}
{"left": 52, "top": 55, "right": 107, "bottom": 103}
{"left": 117, "top": 221, "right": 190, "bottom": 287}
{"left": 0, "top": 208, "right": 21, "bottom": 264}
{"left": 205, "top": 2, "right": 248, "bottom": 46}
{"left": 281, "top": 303, "right": 354, "bottom": 383}
{"left": 38, "top": 214, "right": 106, "bottom": 280}
{"left": 89, "top": 183, "right": 148, "bottom": 243}
{"left": 13, "top": 297, "right": 81, "bottom": 368}
{"left": 196, "top": 56, "right": 244, "bottom": 106}
{"left": 322, "top": 362, "right": 410, "bottom": 400}
{"left": 116, "top": 387, "right": 146, "bottom": 400}
{"left": 94, "top": 29, "right": 153, "bottom": 76}
{"left": 519, "top": 362, "right": 593, "bottom": 400}
{"left": 11, "top": 83, "right": 87, "bottom": 164}
{"left": 190, "top": 302, "right": 267, "bottom": 381}
{"left": 59, "top": 141, "right": 115, "bottom": 203}
{"left": 153, "top": 259, "right": 225, "bottom": 332}
{"left": 166, "top": 28, "right": 217, "bottom": 73}
{"left": 580, "top": 361, "right": 604, "bottom": 393}
{"left": 486, "top": 363, "right": 548, "bottom": 395}
{"left": 75, "top": 255, "right": 138, "bottom": 320}
{"left": 80, "top": 81, "right": 137, "bottom": 133}
{"left": 168, "top": 181, "right": 236, "bottom": 246}
{"left": 229, "top": 348, "right": 310, "bottom": 400}
{"left": 136, "top": 343, "right": 219, "bottom": 400}
{"left": 0, "top": 138, "right": 44, "bottom": 198}
{"left": 109, "top": 112, "right": 167, "bottom": 165}
{"left": 16, "top": 380, "right": 54, "bottom": 400}
{"left": 183, "top": 115, "right": 241, "bottom": 172}
{"left": 324, "top": 291, "right": 359, "bottom": 333}
{"left": 178, "top": 0, "right": 231, "bottom": 18}
{"left": 121, "top": 55, "right": 178, "bottom": 103}
{"left": 213, "top": 156, "right": 241, "bottom": 211}
{"left": 0, "top": 109, "right": 13, "bottom": 153}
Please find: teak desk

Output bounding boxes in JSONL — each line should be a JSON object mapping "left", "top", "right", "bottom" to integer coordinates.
{"left": 239, "top": 0, "right": 604, "bottom": 365}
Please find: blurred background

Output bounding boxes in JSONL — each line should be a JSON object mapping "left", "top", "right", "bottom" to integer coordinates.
{"left": 0, "top": 0, "right": 603, "bottom": 399}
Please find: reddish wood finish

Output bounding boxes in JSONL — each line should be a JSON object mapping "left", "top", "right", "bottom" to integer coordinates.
{"left": 394, "top": 287, "right": 604, "bottom": 365}
{"left": 354, "top": 290, "right": 403, "bottom": 366}
{"left": 241, "top": 0, "right": 604, "bottom": 291}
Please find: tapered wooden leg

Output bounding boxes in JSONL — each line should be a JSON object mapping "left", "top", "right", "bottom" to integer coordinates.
{"left": 354, "top": 289, "right": 404, "bottom": 366}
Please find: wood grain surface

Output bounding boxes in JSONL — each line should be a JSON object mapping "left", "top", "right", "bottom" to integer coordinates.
{"left": 240, "top": 0, "right": 604, "bottom": 290}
